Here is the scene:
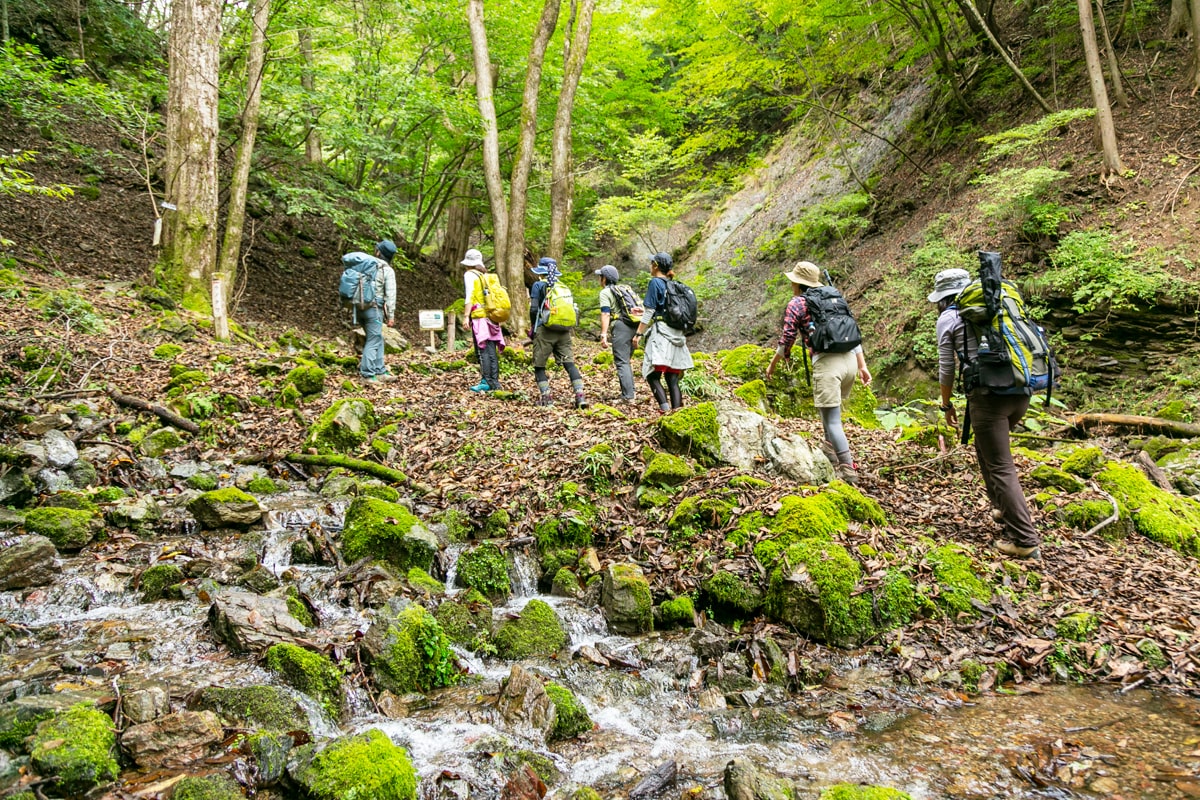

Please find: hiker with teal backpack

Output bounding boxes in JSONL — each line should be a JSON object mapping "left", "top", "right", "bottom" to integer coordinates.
{"left": 633, "top": 252, "right": 694, "bottom": 413}
{"left": 931, "top": 251, "right": 1057, "bottom": 560}
{"left": 339, "top": 240, "right": 397, "bottom": 383}
{"left": 595, "top": 264, "right": 642, "bottom": 404}
{"left": 528, "top": 257, "right": 588, "bottom": 408}
{"left": 462, "top": 248, "right": 508, "bottom": 393}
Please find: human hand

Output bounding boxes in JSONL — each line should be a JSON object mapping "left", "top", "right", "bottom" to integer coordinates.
{"left": 858, "top": 365, "right": 872, "bottom": 385}
{"left": 943, "top": 404, "right": 958, "bottom": 428}
{"left": 600, "top": 335, "right": 609, "bottom": 347}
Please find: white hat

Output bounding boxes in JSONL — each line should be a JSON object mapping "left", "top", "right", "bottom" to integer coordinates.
{"left": 928, "top": 268, "right": 971, "bottom": 302}
{"left": 461, "top": 249, "right": 484, "bottom": 268}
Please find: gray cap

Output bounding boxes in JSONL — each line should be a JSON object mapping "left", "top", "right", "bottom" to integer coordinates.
{"left": 594, "top": 265, "right": 619, "bottom": 282}
{"left": 928, "top": 268, "right": 971, "bottom": 302}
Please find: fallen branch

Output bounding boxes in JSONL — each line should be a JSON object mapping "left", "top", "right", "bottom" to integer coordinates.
{"left": 1083, "top": 486, "right": 1122, "bottom": 538}
{"left": 284, "top": 453, "right": 408, "bottom": 485}
{"left": 1135, "top": 450, "right": 1174, "bottom": 492}
{"left": 107, "top": 388, "right": 201, "bottom": 434}
{"left": 1068, "top": 413, "right": 1200, "bottom": 439}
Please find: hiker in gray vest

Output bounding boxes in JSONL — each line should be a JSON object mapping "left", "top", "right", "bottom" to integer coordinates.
{"left": 595, "top": 264, "right": 642, "bottom": 404}
{"left": 930, "top": 268, "right": 1040, "bottom": 559}
{"left": 360, "top": 240, "right": 397, "bottom": 382}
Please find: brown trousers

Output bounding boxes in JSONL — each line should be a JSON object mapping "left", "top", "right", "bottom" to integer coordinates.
{"left": 969, "top": 392, "right": 1039, "bottom": 547}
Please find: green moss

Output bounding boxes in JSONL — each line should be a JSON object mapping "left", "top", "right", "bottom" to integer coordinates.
{"left": 456, "top": 542, "right": 511, "bottom": 601}
{"left": 754, "top": 538, "right": 785, "bottom": 567}
{"left": 1055, "top": 611, "right": 1099, "bottom": 642}
{"left": 485, "top": 508, "right": 511, "bottom": 537}
{"left": 434, "top": 590, "right": 492, "bottom": 647}
{"left": 265, "top": 643, "right": 343, "bottom": 718}
{"left": 658, "top": 596, "right": 696, "bottom": 628}
{"left": 960, "top": 659, "right": 986, "bottom": 694}
{"left": 657, "top": 402, "right": 721, "bottom": 466}
{"left": 286, "top": 365, "right": 327, "bottom": 396}
{"left": 171, "top": 773, "right": 245, "bottom": 800}
{"left": 0, "top": 708, "right": 53, "bottom": 751}
{"left": 718, "top": 344, "right": 773, "bottom": 381}
{"left": 287, "top": 595, "right": 316, "bottom": 627}
{"left": 305, "top": 398, "right": 377, "bottom": 454}
{"left": 30, "top": 705, "right": 118, "bottom": 794}
{"left": 1061, "top": 446, "right": 1105, "bottom": 477}
{"left": 88, "top": 486, "right": 126, "bottom": 504}
{"left": 293, "top": 729, "right": 416, "bottom": 800}
{"left": 196, "top": 685, "right": 308, "bottom": 732}
{"left": 23, "top": 506, "right": 96, "bottom": 550}
{"left": 728, "top": 474, "right": 771, "bottom": 490}
{"left": 140, "top": 563, "right": 183, "bottom": 601}
{"left": 638, "top": 486, "right": 674, "bottom": 509}
{"left": 407, "top": 567, "right": 444, "bottom": 594}
{"left": 1095, "top": 461, "right": 1200, "bottom": 554}
{"left": 1061, "top": 499, "right": 1114, "bottom": 532}
{"left": 876, "top": 570, "right": 920, "bottom": 629}
{"left": 642, "top": 452, "right": 695, "bottom": 488}
{"left": 342, "top": 496, "right": 436, "bottom": 572}
{"left": 570, "top": 788, "right": 604, "bottom": 800}
{"left": 734, "top": 379, "right": 769, "bottom": 411}
{"left": 552, "top": 567, "right": 582, "bottom": 597}
{"left": 766, "top": 540, "right": 873, "bottom": 646}
{"left": 824, "top": 481, "right": 887, "bottom": 525}
{"left": 668, "top": 495, "right": 735, "bottom": 539}
{"left": 1155, "top": 400, "right": 1193, "bottom": 421}
{"left": 167, "top": 369, "right": 208, "bottom": 393}
{"left": 701, "top": 570, "right": 763, "bottom": 623}
{"left": 187, "top": 473, "right": 219, "bottom": 491}
{"left": 1137, "top": 639, "right": 1169, "bottom": 669}
{"left": 545, "top": 683, "right": 593, "bottom": 741}
{"left": 42, "top": 491, "right": 98, "bottom": 513}
{"left": 535, "top": 513, "right": 593, "bottom": 551}
{"left": 540, "top": 548, "right": 579, "bottom": 578}
{"left": 435, "top": 508, "right": 472, "bottom": 541}
{"left": 371, "top": 606, "right": 460, "bottom": 694}
{"left": 844, "top": 383, "right": 881, "bottom": 429}
{"left": 727, "top": 510, "right": 766, "bottom": 548}
{"left": 926, "top": 544, "right": 993, "bottom": 616}
{"left": 246, "top": 476, "right": 283, "bottom": 494}
{"left": 276, "top": 384, "right": 302, "bottom": 409}
{"left": 602, "top": 563, "right": 653, "bottom": 634}
{"left": 357, "top": 482, "right": 398, "bottom": 502}
{"left": 493, "top": 599, "right": 567, "bottom": 659}
{"left": 140, "top": 427, "right": 186, "bottom": 456}
{"left": 769, "top": 493, "right": 849, "bottom": 545}
{"left": 592, "top": 350, "right": 614, "bottom": 366}
{"left": 819, "top": 785, "right": 911, "bottom": 800}
{"left": 152, "top": 343, "right": 183, "bottom": 360}
{"left": 1030, "top": 465, "right": 1086, "bottom": 493}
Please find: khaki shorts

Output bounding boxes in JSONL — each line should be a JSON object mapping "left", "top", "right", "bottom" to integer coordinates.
{"left": 532, "top": 327, "right": 575, "bottom": 369}
{"left": 812, "top": 349, "right": 857, "bottom": 408}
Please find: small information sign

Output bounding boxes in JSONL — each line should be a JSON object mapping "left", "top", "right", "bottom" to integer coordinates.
{"left": 419, "top": 310, "right": 445, "bottom": 331}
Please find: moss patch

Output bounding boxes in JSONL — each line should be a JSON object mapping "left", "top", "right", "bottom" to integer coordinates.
{"left": 434, "top": 590, "right": 492, "bottom": 647}
{"left": 172, "top": 773, "right": 245, "bottom": 800}
{"left": 1061, "top": 446, "right": 1105, "bottom": 477}
{"left": 456, "top": 542, "right": 511, "bottom": 601}
{"left": 734, "top": 379, "right": 769, "bottom": 411}
{"left": 668, "top": 495, "right": 735, "bottom": 539}
{"left": 718, "top": 344, "right": 773, "bottom": 381}
{"left": 769, "top": 493, "right": 848, "bottom": 545}
{"left": 545, "top": 682, "right": 593, "bottom": 741}
{"left": 195, "top": 685, "right": 308, "bottom": 733}
{"left": 658, "top": 595, "right": 696, "bottom": 628}
{"left": 926, "top": 544, "right": 993, "bottom": 616}
{"left": 824, "top": 480, "right": 887, "bottom": 525}
{"left": 23, "top": 506, "right": 96, "bottom": 550}
{"left": 30, "top": 704, "right": 118, "bottom": 795}
{"left": 369, "top": 605, "right": 460, "bottom": 694}
{"left": 1056, "top": 611, "right": 1099, "bottom": 642}
{"left": 641, "top": 452, "right": 695, "bottom": 488}
{"left": 1095, "top": 461, "right": 1200, "bottom": 555}
{"left": 657, "top": 402, "right": 721, "bottom": 466}
{"left": 292, "top": 729, "right": 417, "bottom": 800}
{"left": 701, "top": 570, "right": 764, "bottom": 623}
{"left": 140, "top": 563, "right": 183, "bottom": 601}
{"left": 493, "top": 599, "right": 567, "bottom": 659}
{"left": 286, "top": 365, "right": 327, "bottom": 397}
{"left": 819, "top": 784, "right": 912, "bottom": 800}
{"left": 766, "top": 540, "right": 874, "bottom": 646}
{"left": 341, "top": 496, "right": 436, "bottom": 572}
{"left": 305, "top": 398, "right": 377, "bottom": 454}
{"left": 407, "top": 567, "right": 444, "bottom": 594}
{"left": 265, "top": 643, "right": 343, "bottom": 718}
{"left": 1030, "top": 464, "right": 1086, "bottom": 493}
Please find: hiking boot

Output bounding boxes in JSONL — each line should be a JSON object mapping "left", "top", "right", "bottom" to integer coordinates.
{"left": 574, "top": 393, "right": 589, "bottom": 409}
{"left": 991, "top": 508, "right": 1004, "bottom": 523}
{"left": 835, "top": 462, "right": 859, "bottom": 485}
{"left": 469, "top": 381, "right": 491, "bottom": 392}
{"left": 537, "top": 392, "right": 553, "bottom": 407}
{"left": 820, "top": 441, "right": 838, "bottom": 467}
{"left": 994, "top": 539, "right": 1040, "bottom": 560}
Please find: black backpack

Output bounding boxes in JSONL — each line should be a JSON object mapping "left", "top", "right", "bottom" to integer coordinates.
{"left": 802, "top": 285, "right": 862, "bottom": 353}
{"left": 658, "top": 279, "right": 698, "bottom": 335}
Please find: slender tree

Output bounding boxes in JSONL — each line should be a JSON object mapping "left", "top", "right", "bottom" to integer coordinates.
{"left": 1077, "top": 0, "right": 1124, "bottom": 178}
{"left": 547, "top": 0, "right": 597, "bottom": 262}
{"left": 1189, "top": 0, "right": 1200, "bottom": 93}
{"left": 217, "top": 0, "right": 271, "bottom": 319}
{"left": 1094, "top": 0, "right": 1128, "bottom": 107}
{"left": 959, "top": 0, "right": 1053, "bottom": 112}
{"left": 157, "top": 0, "right": 221, "bottom": 313}
{"left": 297, "top": 27, "right": 322, "bottom": 164}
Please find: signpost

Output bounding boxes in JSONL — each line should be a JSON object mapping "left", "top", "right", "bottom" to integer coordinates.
{"left": 419, "top": 310, "right": 445, "bottom": 351}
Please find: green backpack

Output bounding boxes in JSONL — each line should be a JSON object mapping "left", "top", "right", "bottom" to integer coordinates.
{"left": 954, "top": 278, "right": 1055, "bottom": 396}
{"left": 538, "top": 283, "right": 578, "bottom": 332}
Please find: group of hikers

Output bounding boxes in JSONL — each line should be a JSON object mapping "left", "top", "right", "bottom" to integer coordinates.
{"left": 345, "top": 241, "right": 1046, "bottom": 562}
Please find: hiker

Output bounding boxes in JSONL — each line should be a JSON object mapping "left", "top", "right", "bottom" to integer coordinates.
{"left": 930, "top": 267, "right": 1041, "bottom": 559}
{"left": 359, "top": 240, "right": 398, "bottom": 382}
{"left": 528, "top": 257, "right": 588, "bottom": 408}
{"left": 462, "top": 248, "right": 506, "bottom": 392}
{"left": 633, "top": 252, "right": 693, "bottom": 413}
{"left": 596, "top": 264, "right": 642, "bottom": 404}
{"left": 765, "top": 261, "right": 871, "bottom": 484}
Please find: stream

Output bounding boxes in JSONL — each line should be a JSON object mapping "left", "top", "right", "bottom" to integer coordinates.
{"left": 2, "top": 490, "right": 1197, "bottom": 799}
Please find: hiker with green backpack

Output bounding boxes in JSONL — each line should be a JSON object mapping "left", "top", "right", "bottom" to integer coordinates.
{"left": 462, "top": 248, "right": 508, "bottom": 393}
{"left": 528, "top": 257, "right": 588, "bottom": 408}
{"left": 931, "top": 251, "right": 1056, "bottom": 560}
{"left": 595, "top": 264, "right": 643, "bottom": 404}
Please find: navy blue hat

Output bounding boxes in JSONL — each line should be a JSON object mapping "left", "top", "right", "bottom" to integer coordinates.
{"left": 650, "top": 252, "right": 673, "bottom": 270}
{"left": 376, "top": 240, "right": 398, "bottom": 260}
{"left": 533, "top": 256, "right": 557, "bottom": 275}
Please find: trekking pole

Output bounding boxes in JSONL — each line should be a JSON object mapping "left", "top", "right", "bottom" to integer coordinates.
{"left": 802, "top": 346, "right": 812, "bottom": 387}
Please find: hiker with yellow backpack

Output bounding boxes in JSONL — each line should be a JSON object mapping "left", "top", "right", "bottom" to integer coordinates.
{"left": 528, "top": 257, "right": 588, "bottom": 408}
{"left": 462, "top": 248, "right": 510, "bottom": 393}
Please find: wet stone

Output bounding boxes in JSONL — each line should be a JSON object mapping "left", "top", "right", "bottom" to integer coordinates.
{"left": 497, "top": 664, "right": 556, "bottom": 743}
{"left": 103, "top": 642, "right": 135, "bottom": 661}
{"left": 0, "top": 471, "right": 35, "bottom": 509}
{"left": 0, "top": 535, "right": 60, "bottom": 590}
{"left": 121, "top": 683, "right": 169, "bottom": 724}
{"left": 237, "top": 564, "right": 281, "bottom": 594}
{"left": 724, "top": 757, "right": 795, "bottom": 800}
{"left": 208, "top": 590, "right": 307, "bottom": 653}
{"left": 37, "top": 468, "right": 74, "bottom": 494}
{"left": 25, "top": 414, "right": 71, "bottom": 436}
{"left": 42, "top": 429, "right": 78, "bottom": 469}
{"left": 105, "top": 495, "right": 162, "bottom": 528}
{"left": 121, "top": 710, "right": 223, "bottom": 768}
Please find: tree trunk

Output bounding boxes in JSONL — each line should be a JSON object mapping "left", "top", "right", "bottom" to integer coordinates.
{"left": 1, "top": 0, "right": 9, "bottom": 45}
{"left": 1167, "top": 0, "right": 1191, "bottom": 38}
{"left": 1190, "top": 0, "right": 1200, "bottom": 93}
{"left": 547, "top": 0, "right": 596, "bottom": 262}
{"left": 1078, "top": 0, "right": 1124, "bottom": 178}
{"left": 217, "top": 0, "right": 270, "bottom": 319}
{"left": 441, "top": 176, "right": 476, "bottom": 275}
{"left": 466, "top": 0, "right": 509, "bottom": 279}
{"left": 1094, "top": 0, "right": 1128, "bottom": 107}
{"left": 298, "top": 27, "right": 322, "bottom": 164}
{"left": 157, "top": 0, "right": 221, "bottom": 313}
{"left": 961, "top": 0, "right": 1053, "bottom": 112}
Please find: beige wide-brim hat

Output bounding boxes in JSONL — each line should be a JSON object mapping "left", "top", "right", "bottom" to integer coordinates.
{"left": 784, "top": 261, "right": 822, "bottom": 288}
{"left": 461, "top": 248, "right": 485, "bottom": 268}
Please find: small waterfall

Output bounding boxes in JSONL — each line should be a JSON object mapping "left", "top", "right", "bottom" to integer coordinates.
{"left": 441, "top": 543, "right": 467, "bottom": 595}
{"left": 508, "top": 550, "right": 539, "bottom": 597}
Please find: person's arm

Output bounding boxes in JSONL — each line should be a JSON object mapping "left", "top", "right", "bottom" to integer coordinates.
{"left": 634, "top": 279, "right": 663, "bottom": 340}
{"left": 854, "top": 346, "right": 872, "bottom": 385}
{"left": 464, "top": 270, "right": 477, "bottom": 315}
{"left": 767, "top": 298, "right": 802, "bottom": 380}
{"left": 528, "top": 282, "right": 545, "bottom": 337}
{"left": 598, "top": 287, "right": 612, "bottom": 345}
{"left": 935, "top": 310, "right": 960, "bottom": 427}
{"left": 384, "top": 266, "right": 397, "bottom": 325}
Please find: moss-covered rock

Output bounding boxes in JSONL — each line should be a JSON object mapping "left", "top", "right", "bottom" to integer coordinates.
{"left": 668, "top": 495, "right": 735, "bottom": 539}
{"left": 485, "top": 507, "right": 511, "bottom": 537}
{"left": 194, "top": 685, "right": 309, "bottom": 733}
{"left": 657, "top": 402, "right": 721, "bottom": 466}
{"left": 434, "top": 589, "right": 492, "bottom": 647}
{"left": 493, "top": 599, "right": 568, "bottom": 659}
{"left": 305, "top": 398, "right": 377, "bottom": 454}
{"left": 658, "top": 595, "right": 696, "bottom": 628}
{"left": 545, "top": 682, "right": 593, "bottom": 741}
{"left": 734, "top": 379, "right": 769, "bottom": 412}
{"left": 1061, "top": 446, "right": 1106, "bottom": 478}
{"left": 769, "top": 493, "right": 849, "bottom": 546}
{"left": 719, "top": 344, "right": 774, "bottom": 382}
{"left": 600, "top": 563, "right": 653, "bottom": 634}
{"left": 186, "top": 473, "right": 219, "bottom": 491}
{"left": 341, "top": 496, "right": 437, "bottom": 572}
{"left": 187, "top": 487, "right": 263, "bottom": 529}
{"left": 167, "top": 369, "right": 208, "bottom": 393}
{"left": 766, "top": 540, "right": 874, "bottom": 646}
{"left": 1095, "top": 461, "right": 1200, "bottom": 555}
{"left": 265, "top": 643, "right": 343, "bottom": 718}
{"left": 365, "top": 605, "right": 460, "bottom": 694}
{"left": 456, "top": 542, "right": 511, "bottom": 601}
{"left": 1056, "top": 611, "right": 1099, "bottom": 642}
{"left": 30, "top": 704, "right": 118, "bottom": 794}
{"left": 926, "top": 544, "right": 992, "bottom": 616}
{"left": 701, "top": 570, "right": 764, "bottom": 623}
{"left": 141, "top": 563, "right": 184, "bottom": 601}
{"left": 286, "top": 365, "right": 327, "bottom": 397}
{"left": 637, "top": 486, "right": 674, "bottom": 509}
{"left": 819, "top": 785, "right": 912, "bottom": 800}
{"left": 406, "top": 567, "right": 444, "bottom": 594}
{"left": 1030, "top": 464, "right": 1086, "bottom": 493}
{"left": 286, "top": 594, "right": 316, "bottom": 627}
{"left": 824, "top": 481, "right": 887, "bottom": 526}
{"left": 152, "top": 342, "right": 184, "bottom": 360}
{"left": 641, "top": 452, "right": 695, "bottom": 488}
{"left": 171, "top": 773, "right": 245, "bottom": 800}
{"left": 551, "top": 567, "right": 582, "bottom": 598}
{"left": 140, "top": 427, "right": 186, "bottom": 457}
{"left": 246, "top": 476, "right": 284, "bottom": 494}
{"left": 290, "top": 729, "right": 416, "bottom": 800}
{"left": 23, "top": 506, "right": 98, "bottom": 550}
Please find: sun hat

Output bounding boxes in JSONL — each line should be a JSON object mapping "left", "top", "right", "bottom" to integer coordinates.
{"left": 533, "top": 256, "right": 557, "bottom": 276}
{"left": 594, "top": 265, "right": 619, "bottom": 282}
{"left": 461, "top": 248, "right": 484, "bottom": 268}
{"left": 927, "top": 268, "right": 972, "bottom": 302}
{"left": 784, "top": 261, "right": 822, "bottom": 288}
{"left": 376, "top": 240, "right": 398, "bottom": 261}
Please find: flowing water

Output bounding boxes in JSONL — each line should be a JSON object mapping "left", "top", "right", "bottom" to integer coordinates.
{"left": 3, "top": 492, "right": 1197, "bottom": 798}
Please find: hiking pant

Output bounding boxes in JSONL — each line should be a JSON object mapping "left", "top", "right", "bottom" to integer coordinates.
{"left": 478, "top": 340, "right": 500, "bottom": 388}
{"left": 970, "top": 391, "right": 1039, "bottom": 548}
{"left": 359, "top": 308, "right": 388, "bottom": 378}
{"left": 611, "top": 319, "right": 637, "bottom": 400}
{"left": 532, "top": 328, "right": 583, "bottom": 393}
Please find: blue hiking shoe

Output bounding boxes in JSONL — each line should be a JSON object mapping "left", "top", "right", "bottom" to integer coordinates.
{"left": 469, "top": 381, "right": 491, "bottom": 392}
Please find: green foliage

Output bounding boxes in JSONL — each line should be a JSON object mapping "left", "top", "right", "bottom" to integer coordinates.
{"left": 0, "top": 151, "right": 74, "bottom": 200}
{"left": 971, "top": 167, "right": 1070, "bottom": 238}
{"left": 30, "top": 705, "right": 118, "bottom": 794}
{"left": 296, "top": 729, "right": 417, "bottom": 800}
{"left": 758, "top": 192, "right": 872, "bottom": 260}
{"left": 265, "top": 643, "right": 343, "bottom": 718}
{"left": 456, "top": 542, "right": 511, "bottom": 601}
{"left": 978, "top": 108, "right": 1096, "bottom": 161}
{"left": 28, "top": 290, "right": 106, "bottom": 334}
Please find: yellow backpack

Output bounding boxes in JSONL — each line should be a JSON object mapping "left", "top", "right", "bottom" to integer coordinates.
{"left": 471, "top": 272, "right": 511, "bottom": 324}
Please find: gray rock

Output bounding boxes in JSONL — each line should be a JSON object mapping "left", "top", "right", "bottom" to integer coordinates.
{"left": 723, "top": 756, "right": 796, "bottom": 800}
{"left": 104, "top": 642, "right": 135, "bottom": 661}
{"left": 601, "top": 562, "right": 654, "bottom": 635}
{"left": 169, "top": 461, "right": 205, "bottom": 478}
{"left": 138, "top": 457, "right": 171, "bottom": 487}
{"left": 68, "top": 457, "right": 97, "bottom": 488}
{"left": 17, "top": 442, "right": 46, "bottom": 470}
{"left": 715, "top": 402, "right": 834, "bottom": 484}
{"left": 383, "top": 326, "right": 410, "bottom": 354}
{"left": 24, "top": 413, "right": 71, "bottom": 435}
{"left": 0, "top": 470, "right": 35, "bottom": 508}
{"left": 121, "top": 710, "right": 223, "bottom": 768}
{"left": 79, "top": 444, "right": 117, "bottom": 463}
{"left": 208, "top": 591, "right": 306, "bottom": 653}
{"left": 139, "top": 428, "right": 186, "bottom": 458}
{"left": 43, "top": 429, "right": 79, "bottom": 469}
{"left": 690, "top": 620, "right": 731, "bottom": 660}
{"left": 188, "top": 489, "right": 263, "bottom": 529}
{"left": 233, "top": 466, "right": 269, "bottom": 488}
{"left": 36, "top": 468, "right": 73, "bottom": 494}
{"left": 105, "top": 496, "right": 163, "bottom": 528}
{"left": 121, "top": 683, "right": 169, "bottom": 724}
{"left": 320, "top": 475, "right": 359, "bottom": 497}
{"left": 236, "top": 564, "right": 280, "bottom": 594}
{"left": 497, "top": 664, "right": 556, "bottom": 742}
{"left": 0, "top": 507, "right": 24, "bottom": 531}
{"left": 0, "top": 535, "right": 60, "bottom": 590}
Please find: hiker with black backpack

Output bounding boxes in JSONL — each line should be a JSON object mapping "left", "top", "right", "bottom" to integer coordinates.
{"left": 595, "top": 264, "right": 643, "bottom": 404}
{"left": 931, "top": 252, "right": 1055, "bottom": 560}
{"left": 342, "top": 240, "right": 398, "bottom": 383}
{"left": 633, "top": 252, "right": 695, "bottom": 413}
{"left": 462, "top": 248, "right": 508, "bottom": 393}
{"left": 528, "top": 257, "right": 588, "bottom": 408}
{"left": 765, "top": 261, "right": 871, "bottom": 485}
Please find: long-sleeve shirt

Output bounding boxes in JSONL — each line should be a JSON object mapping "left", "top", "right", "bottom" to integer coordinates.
{"left": 374, "top": 263, "right": 396, "bottom": 322}
{"left": 936, "top": 305, "right": 978, "bottom": 387}
{"left": 464, "top": 269, "right": 483, "bottom": 319}
{"left": 529, "top": 280, "right": 547, "bottom": 333}
{"left": 778, "top": 295, "right": 862, "bottom": 363}
{"left": 640, "top": 277, "right": 667, "bottom": 325}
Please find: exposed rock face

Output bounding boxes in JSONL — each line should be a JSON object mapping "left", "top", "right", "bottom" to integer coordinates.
{"left": 0, "top": 534, "right": 60, "bottom": 590}
{"left": 723, "top": 757, "right": 796, "bottom": 800}
{"left": 496, "top": 665, "right": 556, "bottom": 742}
{"left": 121, "top": 683, "right": 169, "bottom": 724}
{"left": 120, "top": 710, "right": 223, "bottom": 768}
{"left": 208, "top": 591, "right": 307, "bottom": 653}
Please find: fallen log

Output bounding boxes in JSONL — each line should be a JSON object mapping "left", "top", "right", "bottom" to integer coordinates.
{"left": 1068, "top": 413, "right": 1200, "bottom": 439}
{"left": 284, "top": 453, "right": 408, "bottom": 485}
{"left": 107, "top": 388, "right": 201, "bottom": 434}
{"left": 1135, "top": 450, "right": 1174, "bottom": 492}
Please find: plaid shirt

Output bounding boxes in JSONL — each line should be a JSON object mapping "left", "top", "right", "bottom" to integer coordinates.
{"left": 778, "top": 295, "right": 812, "bottom": 355}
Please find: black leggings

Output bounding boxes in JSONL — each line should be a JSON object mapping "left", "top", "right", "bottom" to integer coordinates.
{"left": 647, "top": 371, "right": 682, "bottom": 409}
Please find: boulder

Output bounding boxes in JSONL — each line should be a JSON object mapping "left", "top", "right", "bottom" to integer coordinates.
{"left": 0, "top": 535, "right": 59, "bottom": 590}
{"left": 30, "top": 704, "right": 118, "bottom": 795}
{"left": 208, "top": 591, "right": 307, "bottom": 653}
{"left": 341, "top": 496, "right": 437, "bottom": 573}
{"left": 37, "top": 467, "right": 74, "bottom": 494}
{"left": 601, "top": 563, "right": 653, "bottom": 635}
{"left": 193, "top": 685, "right": 309, "bottom": 732}
{"left": 288, "top": 729, "right": 417, "bottom": 800}
{"left": 22, "top": 507, "right": 99, "bottom": 550}
{"left": 188, "top": 487, "right": 263, "bottom": 529}
{"left": 105, "top": 495, "right": 162, "bottom": 528}
{"left": 0, "top": 470, "right": 35, "bottom": 508}
{"left": 120, "top": 710, "right": 223, "bottom": 768}
{"left": 305, "top": 398, "right": 377, "bottom": 453}
{"left": 0, "top": 691, "right": 105, "bottom": 751}
{"left": 724, "top": 757, "right": 796, "bottom": 800}
{"left": 384, "top": 326, "right": 410, "bottom": 354}
{"left": 497, "top": 664, "right": 556, "bottom": 741}
{"left": 121, "top": 682, "right": 169, "bottom": 724}
{"left": 362, "top": 604, "right": 460, "bottom": 694}
{"left": 42, "top": 429, "right": 78, "bottom": 469}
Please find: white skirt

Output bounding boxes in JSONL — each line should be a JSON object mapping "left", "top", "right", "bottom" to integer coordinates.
{"left": 641, "top": 322, "right": 694, "bottom": 377}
